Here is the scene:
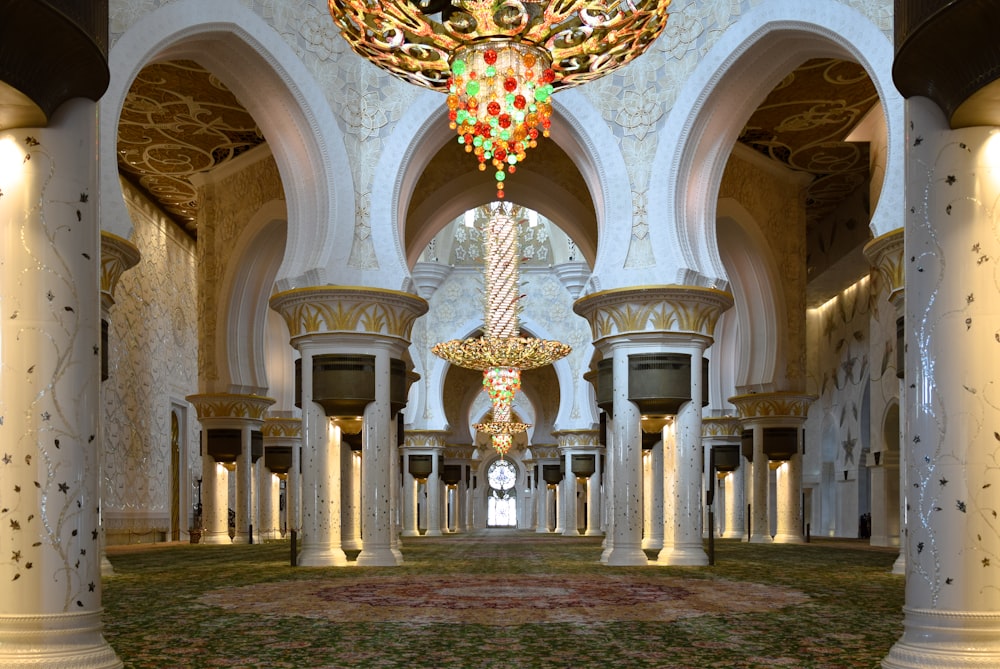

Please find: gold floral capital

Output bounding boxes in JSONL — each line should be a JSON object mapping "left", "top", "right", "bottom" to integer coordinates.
{"left": 553, "top": 429, "right": 601, "bottom": 449}
{"left": 527, "top": 444, "right": 560, "bottom": 459}
{"left": 863, "top": 228, "right": 904, "bottom": 308}
{"left": 262, "top": 417, "right": 302, "bottom": 439}
{"left": 186, "top": 393, "right": 276, "bottom": 423}
{"left": 728, "top": 392, "right": 816, "bottom": 421}
{"left": 403, "top": 430, "right": 449, "bottom": 449}
{"left": 269, "top": 286, "right": 429, "bottom": 342}
{"left": 443, "top": 443, "right": 476, "bottom": 459}
{"left": 573, "top": 285, "right": 734, "bottom": 342}
{"left": 100, "top": 231, "right": 141, "bottom": 313}
{"left": 701, "top": 416, "right": 743, "bottom": 438}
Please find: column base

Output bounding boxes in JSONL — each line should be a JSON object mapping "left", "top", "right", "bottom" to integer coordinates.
{"left": 563, "top": 529, "right": 581, "bottom": 537}
{"left": 772, "top": 532, "right": 805, "bottom": 544}
{"left": 535, "top": 527, "right": 550, "bottom": 534}
{"left": 749, "top": 533, "right": 772, "bottom": 544}
{"left": 584, "top": 529, "right": 605, "bottom": 537}
{"left": 641, "top": 536, "right": 664, "bottom": 551}
{"left": 342, "top": 538, "right": 362, "bottom": 551}
{"left": 892, "top": 551, "right": 906, "bottom": 575}
{"left": 0, "top": 611, "right": 122, "bottom": 669}
{"left": 722, "top": 531, "right": 746, "bottom": 540}
{"left": 402, "top": 529, "right": 421, "bottom": 537}
{"left": 201, "top": 530, "right": 232, "bottom": 545}
{"left": 424, "top": 529, "right": 443, "bottom": 537}
{"left": 883, "top": 607, "right": 1000, "bottom": 668}
{"left": 232, "top": 533, "right": 250, "bottom": 545}
{"left": 605, "top": 545, "right": 649, "bottom": 566}
{"left": 356, "top": 547, "right": 400, "bottom": 567}
{"left": 101, "top": 554, "right": 115, "bottom": 577}
{"left": 298, "top": 545, "right": 348, "bottom": 567}
{"left": 657, "top": 543, "right": 709, "bottom": 566}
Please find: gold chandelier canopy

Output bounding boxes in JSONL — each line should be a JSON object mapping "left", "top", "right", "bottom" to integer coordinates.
{"left": 327, "top": 0, "right": 673, "bottom": 92}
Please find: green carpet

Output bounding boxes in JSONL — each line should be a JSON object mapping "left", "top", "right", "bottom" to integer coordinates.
{"left": 103, "top": 531, "right": 902, "bottom": 668}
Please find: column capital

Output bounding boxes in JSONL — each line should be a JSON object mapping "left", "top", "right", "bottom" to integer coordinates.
{"left": 100, "top": 231, "right": 141, "bottom": 314}
{"left": 262, "top": 416, "right": 301, "bottom": 438}
{"left": 402, "top": 430, "right": 449, "bottom": 449}
{"left": 269, "top": 285, "right": 428, "bottom": 346}
{"left": 863, "top": 227, "right": 904, "bottom": 308}
{"left": 186, "top": 393, "right": 275, "bottom": 425}
{"left": 553, "top": 429, "right": 601, "bottom": 450}
{"left": 701, "top": 416, "right": 743, "bottom": 438}
{"left": 527, "top": 443, "right": 560, "bottom": 460}
{"left": 728, "top": 392, "right": 816, "bottom": 424}
{"left": 443, "top": 443, "right": 476, "bottom": 459}
{"left": 573, "top": 285, "right": 733, "bottom": 344}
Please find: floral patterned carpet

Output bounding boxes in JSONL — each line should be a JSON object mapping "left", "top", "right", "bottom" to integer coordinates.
{"left": 103, "top": 531, "right": 902, "bottom": 668}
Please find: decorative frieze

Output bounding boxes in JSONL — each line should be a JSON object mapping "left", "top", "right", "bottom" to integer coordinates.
{"left": 863, "top": 227, "right": 904, "bottom": 307}
{"left": 553, "top": 429, "right": 601, "bottom": 449}
{"left": 701, "top": 416, "right": 743, "bottom": 438}
{"left": 262, "top": 417, "right": 302, "bottom": 438}
{"left": 100, "top": 231, "right": 141, "bottom": 313}
{"left": 269, "top": 286, "right": 428, "bottom": 341}
{"left": 403, "top": 430, "right": 449, "bottom": 449}
{"left": 728, "top": 392, "right": 816, "bottom": 420}
{"left": 573, "top": 285, "right": 733, "bottom": 341}
{"left": 186, "top": 393, "right": 276, "bottom": 422}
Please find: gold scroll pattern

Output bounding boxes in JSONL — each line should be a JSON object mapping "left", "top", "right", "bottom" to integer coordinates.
{"left": 262, "top": 418, "right": 302, "bottom": 439}
{"left": 702, "top": 416, "right": 743, "bottom": 438}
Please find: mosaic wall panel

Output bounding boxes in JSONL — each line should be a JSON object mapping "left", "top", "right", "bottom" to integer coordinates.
{"left": 102, "top": 181, "right": 199, "bottom": 538}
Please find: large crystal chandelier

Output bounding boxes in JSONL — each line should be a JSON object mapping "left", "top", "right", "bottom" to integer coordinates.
{"left": 433, "top": 204, "right": 569, "bottom": 456}
{"left": 327, "top": 0, "right": 672, "bottom": 195}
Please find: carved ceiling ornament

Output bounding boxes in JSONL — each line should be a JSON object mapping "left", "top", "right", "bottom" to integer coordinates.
{"left": 269, "top": 286, "right": 429, "bottom": 341}
{"left": 573, "top": 285, "right": 734, "bottom": 341}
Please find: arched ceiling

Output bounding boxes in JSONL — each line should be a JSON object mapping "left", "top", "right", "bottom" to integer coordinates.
{"left": 404, "top": 133, "right": 598, "bottom": 266}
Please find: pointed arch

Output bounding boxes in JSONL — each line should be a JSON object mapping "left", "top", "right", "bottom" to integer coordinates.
{"left": 100, "top": 0, "right": 354, "bottom": 287}
{"left": 649, "top": 0, "right": 905, "bottom": 288}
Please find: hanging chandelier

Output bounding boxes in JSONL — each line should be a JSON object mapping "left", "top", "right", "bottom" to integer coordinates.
{"left": 431, "top": 204, "right": 570, "bottom": 456}
{"left": 327, "top": 0, "right": 672, "bottom": 195}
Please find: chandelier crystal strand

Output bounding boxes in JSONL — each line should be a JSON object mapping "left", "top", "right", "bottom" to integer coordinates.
{"left": 484, "top": 210, "right": 521, "bottom": 338}
{"left": 449, "top": 43, "right": 553, "bottom": 198}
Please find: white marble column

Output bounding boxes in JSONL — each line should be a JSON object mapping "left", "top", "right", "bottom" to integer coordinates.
{"left": 201, "top": 453, "right": 230, "bottom": 545}
{"left": 723, "top": 469, "right": 746, "bottom": 539}
{"left": 298, "top": 400, "right": 347, "bottom": 566}
{"left": 606, "top": 346, "right": 647, "bottom": 565}
{"left": 425, "top": 450, "right": 443, "bottom": 537}
{"left": 882, "top": 106, "right": 1000, "bottom": 668}
{"left": 233, "top": 426, "right": 253, "bottom": 544}
{"left": 586, "top": 451, "right": 604, "bottom": 536}
{"left": 289, "top": 439, "right": 301, "bottom": 537}
{"left": 535, "top": 464, "right": 549, "bottom": 532}
{"left": 601, "top": 429, "right": 615, "bottom": 561}
{"left": 774, "top": 449, "right": 805, "bottom": 544}
{"left": 562, "top": 450, "right": 579, "bottom": 536}
{"left": 357, "top": 348, "right": 398, "bottom": 566}
{"left": 401, "top": 454, "right": 420, "bottom": 536}
{"left": 257, "top": 463, "right": 274, "bottom": 541}
{"left": 659, "top": 382, "right": 709, "bottom": 565}
{"left": 643, "top": 441, "right": 664, "bottom": 550}
{"left": 748, "top": 425, "right": 770, "bottom": 543}
{"left": 341, "top": 440, "right": 361, "bottom": 551}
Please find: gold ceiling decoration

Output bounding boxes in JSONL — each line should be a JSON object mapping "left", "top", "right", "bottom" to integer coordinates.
{"left": 117, "top": 60, "right": 264, "bottom": 236}
{"left": 737, "top": 58, "right": 878, "bottom": 227}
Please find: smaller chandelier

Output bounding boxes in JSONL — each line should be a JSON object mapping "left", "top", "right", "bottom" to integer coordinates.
{"left": 448, "top": 42, "right": 553, "bottom": 198}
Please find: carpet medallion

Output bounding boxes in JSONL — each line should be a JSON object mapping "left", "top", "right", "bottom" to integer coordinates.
{"left": 199, "top": 574, "right": 809, "bottom": 625}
